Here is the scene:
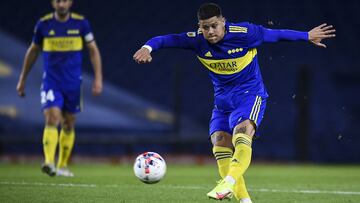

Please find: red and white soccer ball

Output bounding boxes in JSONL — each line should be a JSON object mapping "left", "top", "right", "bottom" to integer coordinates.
{"left": 133, "top": 152, "right": 166, "bottom": 184}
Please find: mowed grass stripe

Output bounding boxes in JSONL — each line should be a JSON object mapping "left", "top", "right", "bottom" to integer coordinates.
{"left": 1, "top": 163, "right": 360, "bottom": 203}
{"left": 1, "top": 181, "right": 360, "bottom": 195}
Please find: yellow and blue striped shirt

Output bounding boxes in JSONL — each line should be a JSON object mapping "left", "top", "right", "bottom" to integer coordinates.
{"left": 33, "top": 12, "right": 94, "bottom": 88}
{"left": 145, "top": 21, "right": 308, "bottom": 98}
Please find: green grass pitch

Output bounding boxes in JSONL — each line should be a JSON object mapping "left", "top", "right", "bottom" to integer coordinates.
{"left": 1, "top": 163, "right": 359, "bottom": 202}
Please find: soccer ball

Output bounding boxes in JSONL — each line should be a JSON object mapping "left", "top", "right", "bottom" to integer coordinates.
{"left": 133, "top": 152, "right": 166, "bottom": 184}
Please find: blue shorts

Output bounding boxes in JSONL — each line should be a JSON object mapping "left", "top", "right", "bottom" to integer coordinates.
{"left": 40, "top": 85, "right": 82, "bottom": 113}
{"left": 209, "top": 93, "right": 267, "bottom": 136}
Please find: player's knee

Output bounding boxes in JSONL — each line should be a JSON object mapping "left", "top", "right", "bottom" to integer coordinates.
{"left": 234, "top": 120, "right": 256, "bottom": 137}
{"left": 62, "top": 123, "right": 74, "bottom": 132}
{"left": 62, "top": 116, "right": 76, "bottom": 131}
{"left": 210, "top": 131, "right": 232, "bottom": 148}
{"left": 44, "top": 108, "right": 62, "bottom": 126}
{"left": 45, "top": 114, "right": 61, "bottom": 126}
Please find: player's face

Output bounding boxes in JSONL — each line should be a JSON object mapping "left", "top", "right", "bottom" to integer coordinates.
{"left": 199, "top": 16, "right": 226, "bottom": 44}
{"left": 52, "top": 0, "right": 73, "bottom": 16}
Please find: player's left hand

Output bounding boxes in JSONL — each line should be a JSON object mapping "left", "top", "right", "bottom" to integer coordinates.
{"left": 133, "top": 47, "right": 152, "bottom": 64}
{"left": 92, "top": 78, "right": 102, "bottom": 96}
{"left": 308, "top": 23, "right": 336, "bottom": 48}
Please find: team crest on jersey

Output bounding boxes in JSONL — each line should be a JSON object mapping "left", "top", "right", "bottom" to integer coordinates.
{"left": 48, "top": 30, "right": 55, "bottom": 36}
{"left": 187, "top": 32, "right": 196, "bottom": 37}
{"left": 227, "top": 48, "right": 243, "bottom": 54}
{"left": 205, "top": 51, "right": 213, "bottom": 57}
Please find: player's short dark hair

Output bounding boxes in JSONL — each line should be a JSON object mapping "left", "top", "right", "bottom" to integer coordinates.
{"left": 197, "top": 3, "right": 222, "bottom": 20}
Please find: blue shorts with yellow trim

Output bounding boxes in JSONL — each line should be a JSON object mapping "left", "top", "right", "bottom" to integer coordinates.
{"left": 209, "top": 93, "right": 266, "bottom": 136}
{"left": 40, "top": 85, "right": 82, "bottom": 113}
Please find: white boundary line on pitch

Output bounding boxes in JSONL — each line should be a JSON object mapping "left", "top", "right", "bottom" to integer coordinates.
{"left": 248, "top": 188, "right": 360, "bottom": 195}
{"left": 0, "top": 181, "right": 96, "bottom": 188}
{"left": 1, "top": 181, "right": 360, "bottom": 196}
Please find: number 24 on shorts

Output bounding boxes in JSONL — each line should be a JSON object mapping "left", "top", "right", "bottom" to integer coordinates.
{"left": 41, "top": 89, "right": 55, "bottom": 104}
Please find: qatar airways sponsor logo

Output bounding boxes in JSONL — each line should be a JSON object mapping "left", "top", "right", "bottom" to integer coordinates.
{"left": 208, "top": 61, "right": 238, "bottom": 71}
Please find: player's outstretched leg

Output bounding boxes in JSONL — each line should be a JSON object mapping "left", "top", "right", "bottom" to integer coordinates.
{"left": 207, "top": 132, "right": 235, "bottom": 200}
{"left": 208, "top": 146, "right": 234, "bottom": 200}
{"left": 213, "top": 146, "right": 233, "bottom": 179}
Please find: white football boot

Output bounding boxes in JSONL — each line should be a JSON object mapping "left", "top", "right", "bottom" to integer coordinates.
{"left": 56, "top": 168, "right": 74, "bottom": 177}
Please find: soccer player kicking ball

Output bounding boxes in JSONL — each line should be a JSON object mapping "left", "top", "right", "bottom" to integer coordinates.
{"left": 17, "top": 0, "right": 103, "bottom": 177}
{"left": 133, "top": 3, "right": 335, "bottom": 202}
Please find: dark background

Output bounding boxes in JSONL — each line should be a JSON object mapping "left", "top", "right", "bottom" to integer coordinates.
{"left": 0, "top": 0, "right": 359, "bottom": 162}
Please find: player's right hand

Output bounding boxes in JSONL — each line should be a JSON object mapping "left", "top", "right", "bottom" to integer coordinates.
{"left": 133, "top": 47, "right": 152, "bottom": 64}
{"left": 16, "top": 80, "right": 26, "bottom": 97}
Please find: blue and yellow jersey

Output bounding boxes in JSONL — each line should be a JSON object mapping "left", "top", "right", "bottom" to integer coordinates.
{"left": 33, "top": 12, "right": 94, "bottom": 88}
{"left": 145, "top": 22, "right": 308, "bottom": 98}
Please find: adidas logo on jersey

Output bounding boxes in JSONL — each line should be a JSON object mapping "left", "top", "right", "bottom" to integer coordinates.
{"left": 49, "top": 30, "right": 55, "bottom": 36}
{"left": 205, "top": 51, "right": 213, "bottom": 57}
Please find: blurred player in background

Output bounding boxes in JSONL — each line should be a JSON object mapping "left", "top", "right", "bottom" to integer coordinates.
{"left": 133, "top": 3, "right": 335, "bottom": 202}
{"left": 16, "top": 0, "right": 102, "bottom": 177}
